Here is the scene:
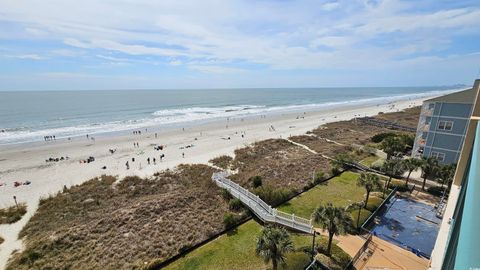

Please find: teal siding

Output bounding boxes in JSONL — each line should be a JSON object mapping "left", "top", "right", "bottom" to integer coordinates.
{"left": 454, "top": 124, "right": 480, "bottom": 269}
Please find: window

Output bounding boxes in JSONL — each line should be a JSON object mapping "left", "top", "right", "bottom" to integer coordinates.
{"left": 438, "top": 120, "right": 453, "bottom": 131}
{"left": 431, "top": 151, "right": 446, "bottom": 162}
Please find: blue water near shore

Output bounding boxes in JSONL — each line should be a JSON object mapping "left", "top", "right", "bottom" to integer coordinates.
{"left": 0, "top": 87, "right": 459, "bottom": 145}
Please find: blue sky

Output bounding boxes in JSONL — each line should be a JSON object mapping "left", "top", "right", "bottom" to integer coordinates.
{"left": 0, "top": 0, "right": 479, "bottom": 90}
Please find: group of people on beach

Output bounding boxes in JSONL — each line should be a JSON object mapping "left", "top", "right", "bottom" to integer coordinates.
{"left": 125, "top": 154, "right": 165, "bottom": 170}
{"left": 44, "top": 135, "right": 56, "bottom": 141}
{"left": 45, "top": 156, "right": 69, "bottom": 163}
{"left": 133, "top": 130, "right": 143, "bottom": 135}
{"left": 133, "top": 142, "right": 140, "bottom": 148}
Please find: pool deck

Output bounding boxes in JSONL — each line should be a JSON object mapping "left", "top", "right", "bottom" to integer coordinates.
{"left": 355, "top": 236, "right": 429, "bottom": 270}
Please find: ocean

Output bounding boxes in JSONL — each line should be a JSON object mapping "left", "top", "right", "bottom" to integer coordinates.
{"left": 0, "top": 87, "right": 459, "bottom": 145}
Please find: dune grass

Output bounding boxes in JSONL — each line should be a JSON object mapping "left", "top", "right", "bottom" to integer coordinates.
{"left": 7, "top": 165, "right": 231, "bottom": 270}
{"left": 0, "top": 203, "right": 27, "bottom": 224}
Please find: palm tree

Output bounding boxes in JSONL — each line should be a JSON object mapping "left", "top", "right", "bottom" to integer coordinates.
{"left": 420, "top": 156, "right": 439, "bottom": 191}
{"left": 256, "top": 225, "right": 294, "bottom": 270}
{"left": 402, "top": 158, "right": 421, "bottom": 186}
{"left": 380, "top": 136, "right": 404, "bottom": 160}
{"left": 437, "top": 164, "right": 456, "bottom": 189}
{"left": 381, "top": 159, "right": 406, "bottom": 197}
{"left": 345, "top": 201, "right": 365, "bottom": 229}
{"left": 312, "top": 203, "right": 351, "bottom": 255}
{"left": 357, "top": 173, "right": 381, "bottom": 209}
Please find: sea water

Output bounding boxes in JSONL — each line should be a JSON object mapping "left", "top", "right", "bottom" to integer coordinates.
{"left": 0, "top": 87, "right": 460, "bottom": 145}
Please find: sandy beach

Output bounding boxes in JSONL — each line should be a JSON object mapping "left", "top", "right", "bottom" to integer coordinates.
{"left": 0, "top": 97, "right": 426, "bottom": 268}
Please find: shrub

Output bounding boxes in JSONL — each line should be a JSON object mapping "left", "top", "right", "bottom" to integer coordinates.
{"left": 254, "top": 186, "right": 291, "bottom": 206}
{"left": 365, "top": 196, "right": 383, "bottom": 212}
{"left": 250, "top": 175, "right": 263, "bottom": 188}
{"left": 331, "top": 167, "right": 341, "bottom": 176}
{"left": 228, "top": 198, "right": 243, "bottom": 211}
{"left": 0, "top": 203, "right": 27, "bottom": 224}
{"left": 314, "top": 171, "right": 325, "bottom": 184}
{"left": 209, "top": 155, "right": 233, "bottom": 169}
{"left": 221, "top": 188, "right": 232, "bottom": 201}
{"left": 223, "top": 213, "right": 238, "bottom": 229}
{"left": 370, "top": 159, "right": 385, "bottom": 170}
{"left": 371, "top": 132, "right": 396, "bottom": 143}
{"left": 390, "top": 179, "right": 410, "bottom": 192}
{"left": 427, "top": 186, "right": 447, "bottom": 197}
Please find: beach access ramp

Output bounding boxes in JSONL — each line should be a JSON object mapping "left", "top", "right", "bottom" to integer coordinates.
{"left": 212, "top": 172, "right": 314, "bottom": 234}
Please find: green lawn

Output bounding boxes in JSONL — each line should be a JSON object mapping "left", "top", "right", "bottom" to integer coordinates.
{"left": 359, "top": 155, "right": 380, "bottom": 167}
{"left": 164, "top": 220, "right": 316, "bottom": 270}
{"left": 278, "top": 172, "right": 366, "bottom": 219}
{"left": 164, "top": 172, "right": 362, "bottom": 270}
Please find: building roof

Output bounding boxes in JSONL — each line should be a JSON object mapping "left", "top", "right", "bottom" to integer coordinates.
{"left": 425, "top": 88, "right": 475, "bottom": 103}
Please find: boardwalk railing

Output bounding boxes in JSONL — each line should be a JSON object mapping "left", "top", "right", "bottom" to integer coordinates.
{"left": 212, "top": 172, "right": 314, "bottom": 234}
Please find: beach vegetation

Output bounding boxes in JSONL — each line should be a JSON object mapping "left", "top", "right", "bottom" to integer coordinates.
{"left": 7, "top": 165, "right": 232, "bottom": 270}
{"left": 250, "top": 175, "right": 262, "bottom": 188}
{"left": 228, "top": 198, "right": 243, "bottom": 211}
{"left": 209, "top": 155, "right": 233, "bottom": 170}
{"left": 223, "top": 213, "right": 238, "bottom": 229}
{"left": 371, "top": 132, "right": 396, "bottom": 143}
{"left": 0, "top": 203, "right": 27, "bottom": 224}
{"left": 255, "top": 185, "right": 292, "bottom": 206}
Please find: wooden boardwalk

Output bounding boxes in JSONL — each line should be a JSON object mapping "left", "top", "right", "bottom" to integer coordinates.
{"left": 212, "top": 172, "right": 314, "bottom": 234}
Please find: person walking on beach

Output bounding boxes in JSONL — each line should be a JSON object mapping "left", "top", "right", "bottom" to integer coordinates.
{"left": 125, "top": 161, "right": 129, "bottom": 170}
{"left": 147, "top": 157, "right": 150, "bottom": 165}
{"left": 160, "top": 154, "right": 164, "bottom": 161}
{"left": 153, "top": 157, "right": 156, "bottom": 165}
{"left": 182, "top": 152, "right": 185, "bottom": 158}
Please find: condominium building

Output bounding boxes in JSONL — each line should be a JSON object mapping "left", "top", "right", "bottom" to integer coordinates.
{"left": 429, "top": 79, "right": 480, "bottom": 269}
{"left": 412, "top": 88, "right": 476, "bottom": 164}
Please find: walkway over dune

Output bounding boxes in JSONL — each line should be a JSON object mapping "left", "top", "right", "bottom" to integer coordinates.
{"left": 212, "top": 172, "right": 314, "bottom": 234}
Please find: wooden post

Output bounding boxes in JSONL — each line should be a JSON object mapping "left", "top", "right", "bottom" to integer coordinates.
{"left": 13, "top": 195, "right": 18, "bottom": 209}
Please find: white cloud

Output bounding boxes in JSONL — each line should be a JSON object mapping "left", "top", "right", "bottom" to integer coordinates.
{"left": 4, "top": 54, "right": 46, "bottom": 60}
{"left": 321, "top": 2, "right": 340, "bottom": 11}
{"left": 0, "top": 0, "right": 478, "bottom": 74}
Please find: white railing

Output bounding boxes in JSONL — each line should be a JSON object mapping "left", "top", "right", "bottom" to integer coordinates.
{"left": 212, "top": 172, "right": 313, "bottom": 234}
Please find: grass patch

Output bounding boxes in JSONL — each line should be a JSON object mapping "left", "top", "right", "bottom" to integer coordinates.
{"left": 349, "top": 208, "right": 372, "bottom": 228}
{"left": 0, "top": 203, "right": 27, "bottom": 224}
{"left": 359, "top": 156, "right": 380, "bottom": 167}
{"left": 278, "top": 172, "right": 364, "bottom": 219}
{"left": 365, "top": 196, "right": 383, "bottom": 212}
{"left": 164, "top": 220, "right": 335, "bottom": 270}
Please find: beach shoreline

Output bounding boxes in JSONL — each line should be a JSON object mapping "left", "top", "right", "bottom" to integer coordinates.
{"left": 0, "top": 96, "right": 426, "bottom": 268}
